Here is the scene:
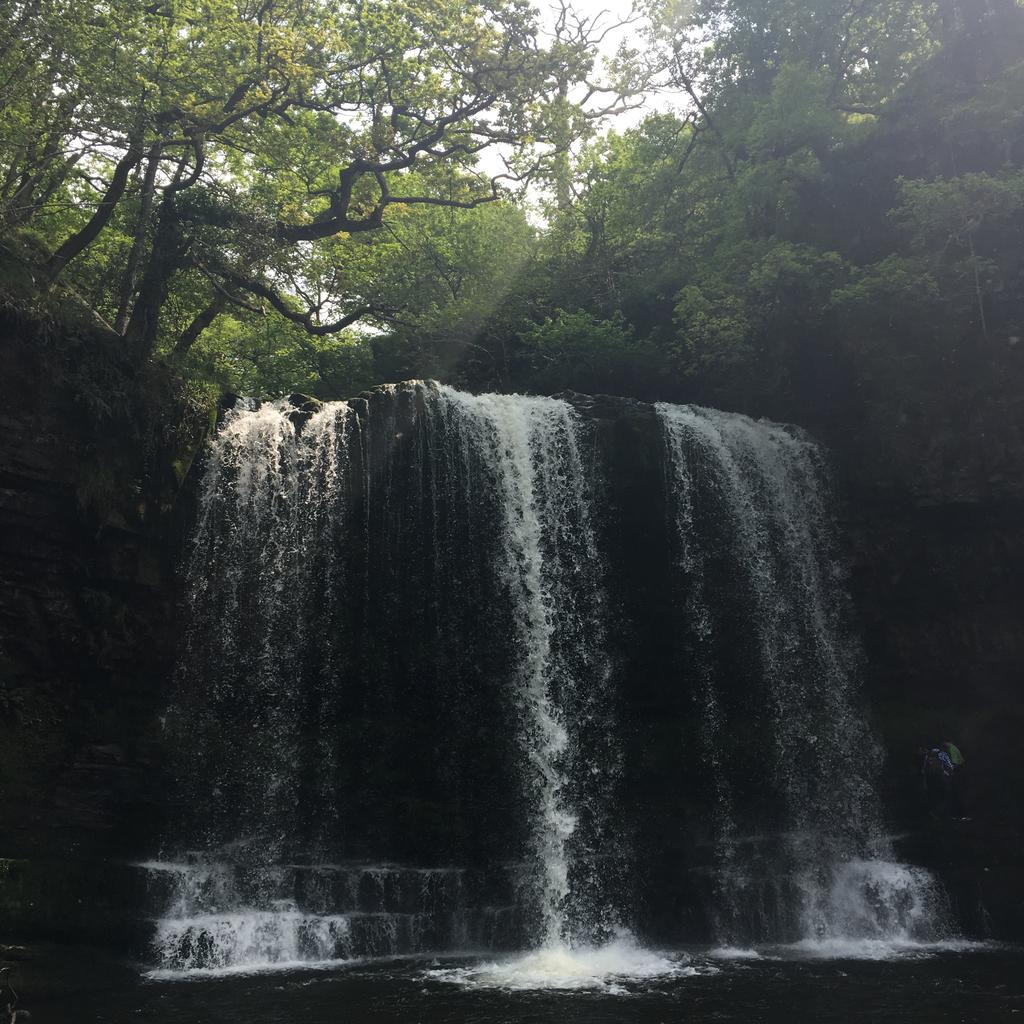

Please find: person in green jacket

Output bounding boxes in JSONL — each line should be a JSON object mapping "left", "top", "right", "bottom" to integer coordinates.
{"left": 943, "top": 740, "right": 968, "bottom": 819}
{"left": 943, "top": 741, "right": 965, "bottom": 767}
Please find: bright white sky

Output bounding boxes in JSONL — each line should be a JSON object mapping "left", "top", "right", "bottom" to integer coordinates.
{"left": 475, "top": 0, "right": 689, "bottom": 202}
{"left": 547, "top": 0, "right": 691, "bottom": 123}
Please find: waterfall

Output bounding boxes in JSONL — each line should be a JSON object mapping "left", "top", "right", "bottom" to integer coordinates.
{"left": 657, "top": 402, "right": 947, "bottom": 945}
{"left": 153, "top": 383, "right": 951, "bottom": 974}
{"left": 428, "top": 387, "right": 617, "bottom": 947}
{"left": 158, "top": 383, "right": 621, "bottom": 970}
{"left": 170, "top": 398, "right": 357, "bottom": 860}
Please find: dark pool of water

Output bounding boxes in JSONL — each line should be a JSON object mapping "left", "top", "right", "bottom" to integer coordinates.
{"left": 25, "top": 946, "right": 1024, "bottom": 1024}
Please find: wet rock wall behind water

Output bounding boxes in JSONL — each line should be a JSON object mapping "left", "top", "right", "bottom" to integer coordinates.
{"left": 2, "top": 318, "right": 1023, "bottom": 944}
{"left": 0, "top": 312, "right": 210, "bottom": 944}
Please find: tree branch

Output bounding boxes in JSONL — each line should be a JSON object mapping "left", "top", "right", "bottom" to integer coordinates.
{"left": 171, "top": 291, "right": 228, "bottom": 359}
{"left": 214, "top": 266, "right": 378, "bottom": 335}
{"left": 43, "top": 139, "right": 144, "bottom": 282}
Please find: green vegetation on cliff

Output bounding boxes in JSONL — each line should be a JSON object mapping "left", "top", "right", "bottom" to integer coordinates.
{"left": 0, "top": 0, "right": 1021, "bottom": 414}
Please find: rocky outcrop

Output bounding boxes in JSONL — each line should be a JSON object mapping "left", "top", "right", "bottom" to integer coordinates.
{"left": 1, "top": 318, "right": 1023, "bottom": 948}
{"left": 0, "top": 309, "right": 211, "bottom": 862}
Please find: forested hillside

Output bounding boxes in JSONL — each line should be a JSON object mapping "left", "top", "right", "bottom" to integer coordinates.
{"left": 1, "top": 0, "right": 1020, "bottom": 423}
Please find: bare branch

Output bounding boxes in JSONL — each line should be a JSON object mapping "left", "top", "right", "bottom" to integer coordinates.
{"left": 213, "top": 265, "right": 378, "bottom": 335}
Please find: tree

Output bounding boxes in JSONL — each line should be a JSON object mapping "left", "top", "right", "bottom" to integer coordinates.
{"left": 0, "top": 0, "right": 610, "bottom": 358}
{"left": 173, "top": 187, "right": 537, "bottom": 398}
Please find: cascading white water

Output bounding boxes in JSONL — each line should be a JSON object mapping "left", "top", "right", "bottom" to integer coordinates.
{"left": 160, "top": 383, "right": 621, "bottom": 971}
{"left": 177, "top": 399, "right": 357, "bottom": 857}
{"left": 428, "top": 386, "right": 617, "bottom": 948}
{"left": 187, "top": 400, "right": 304, "bottom": 852}
{"left": 157, "top": 383, "right": 956, "bottom": 978}
{"left": 657, "top": 402, "right": 948, "bottom": 946}
{"left": 658, "top": 405, "right": 743, "bottom": 940}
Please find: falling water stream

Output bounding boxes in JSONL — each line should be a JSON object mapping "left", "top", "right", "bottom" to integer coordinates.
{"left": 151, "top": 384, "right": 951, "bottom": 984}
{"left": 657, "top": 403, "right": 947, "bottom": 949}
{"left": 428, "top": 386, "right": 617, "bottom": 950}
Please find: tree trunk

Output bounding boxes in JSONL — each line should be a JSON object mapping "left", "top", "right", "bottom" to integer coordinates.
{"left": 43, "top": 140, "right": 143, "bottom": 283}
{"left": 124, "top": 195, "right": 190, "bottom": 359}
{"left": 114, "top": 143, "right": 164, "bottom": 334}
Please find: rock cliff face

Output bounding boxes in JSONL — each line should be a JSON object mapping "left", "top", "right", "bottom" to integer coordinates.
{"left": 810, "top": 354, "right": 1024, "bottom": 939}
{"left": 0, "top": 310, "right": 210, "bottom": 870}
{"left": 1, "top": 314, "right": 1022, "bottom": 946}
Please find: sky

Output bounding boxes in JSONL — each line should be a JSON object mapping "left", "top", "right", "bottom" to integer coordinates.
{"left": 475, "top": 0, "right": 689, "bottom": 200}
{"left": 547, "top": 0, "right": 663, "bottom": 128}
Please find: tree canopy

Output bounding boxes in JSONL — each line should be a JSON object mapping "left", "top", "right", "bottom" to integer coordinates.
{"left": 0, "top": 0, "right": 616, "bottom": 359}
{"left": 2, "top": 0, "right": 1022, "bottom": 414}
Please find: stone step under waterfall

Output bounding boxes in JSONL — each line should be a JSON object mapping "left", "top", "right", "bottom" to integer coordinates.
{"left": 143, "top": 861, "right": 528, "bottom": 970}
{"left": 141, "top": 861, "right": 523, "bottom": 916}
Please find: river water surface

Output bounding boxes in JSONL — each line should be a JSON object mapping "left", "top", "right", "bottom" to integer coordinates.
{"left": 33, "top": 943, "right": 1024, "bottom": 1023}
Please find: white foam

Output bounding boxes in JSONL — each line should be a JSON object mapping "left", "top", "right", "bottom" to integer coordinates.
{"left": 153, "top": 910, "right": 354, "bottom": 971}
{"left": 143, "top": 957, "right": 353, "bottom": 981}
{"left": 801, "top": 859, "right": 947, "bottom": 943}
{"left": 708, "top": 946, "right": 762, "bottom": 960}
{"left": 426, "top": 936, "right": 690, "bottom": 992}
{"left": 783, "top": 937, "right": 988, "bottom": 960}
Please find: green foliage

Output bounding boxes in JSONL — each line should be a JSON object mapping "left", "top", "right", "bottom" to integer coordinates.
{"left": 515, "top": 310, "right": 661, "bottom": 395}
{"left": 169, "top": 312, "right": 377, "bottom": 400}
{"left": 0, "top": 0, "right": 613, "bottom": 373}
{"left": 2, "top": 0, "right": 1022, "bottom": 416}
{"left": 671, "top": 285, "right": 753, "bottom": 377}
{"left": 468, "top": 0, "right": 1024, "bottom": 411}
{"left": 830, "top": 256, "right": 942, "bottom": 331}
{"left": 897, "top": 173, "right": 1024, "bottom": 252}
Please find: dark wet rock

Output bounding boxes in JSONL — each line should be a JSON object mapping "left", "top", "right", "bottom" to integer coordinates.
{"left": 287, "top": 392, "right": 322, "bottom": 411}
{"left": 0, "top": 309, "right": 211, "bottom": 863}
{"left": 285, "top": 392, "right": 323, "bottom": 429}
{"left": 0, "top": 330, "right": 1022, "bottom": 948}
